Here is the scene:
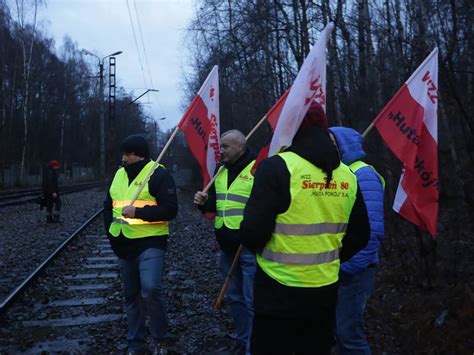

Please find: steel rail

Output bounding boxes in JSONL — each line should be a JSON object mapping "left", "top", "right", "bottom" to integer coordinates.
{"left": 0, "top": 208, "right": 104, "bottom": 313}
{"left": 0, "top": 182, "right": 105, "bottom": 208}
{"left": 0, "top": 188, "right": 41, "bottom": 198}
{"left": 0, "top": 181, "right": 103, "bottom": 200}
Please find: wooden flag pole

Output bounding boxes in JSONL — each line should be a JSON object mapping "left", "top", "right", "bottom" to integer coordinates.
{"left": 213, "top": 244, "right": 244, "bottom": 310}
{"left": 246, "top": 114, "right": 269, "bottom": 140}
{"left": 362, "top": 120, "right": 376, "bottom": 138}
{"left": 128, "top": 125, "right": 180, "bottom": 205}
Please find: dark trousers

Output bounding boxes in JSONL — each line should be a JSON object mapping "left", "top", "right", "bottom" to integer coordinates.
{"left": 46, "top": 195, "right": 61, "bottom": 213}
{"left": 336, "top": 268, "right": 375, "bottom": 354}
{"left": 250, "top": 310, "right": 334, "bottom": 355}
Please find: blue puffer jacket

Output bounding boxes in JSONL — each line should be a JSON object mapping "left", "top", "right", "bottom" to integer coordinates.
{"left": 329, "top": 127, "right": 385, "bottom": 275}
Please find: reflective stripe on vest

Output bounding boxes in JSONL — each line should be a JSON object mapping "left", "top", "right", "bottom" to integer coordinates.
{"left": 215, "top": 160, "right": 255, "bottom": 230}
{"left": 261, "top": 248, "right": 340, "bottom": 266}
{"left": 257, "top": 151, "right": 357, "bottom": 288}
{"left": 349, "top": 161, "right": 386, "bottom": 189}
{"left": 109, "top": 161, "right": 169, "bottom": 238}
{"left": 274, "top": 222, "right": 348, "bottom": 235}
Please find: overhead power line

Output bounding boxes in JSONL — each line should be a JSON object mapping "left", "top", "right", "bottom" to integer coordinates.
{"left": 126, "top": 0, "right": 148, "bottom": 89}
{"left": 125, "top": 0, "right": 167, "bottom": 120}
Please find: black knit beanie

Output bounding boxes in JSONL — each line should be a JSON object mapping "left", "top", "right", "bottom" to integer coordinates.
{"left": 120, "top": 134, "right": 149, "bottom": 158}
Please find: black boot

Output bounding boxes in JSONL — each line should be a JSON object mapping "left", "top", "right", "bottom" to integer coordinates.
{"left": 53, "top": 214, "right": 61, "bottom": 223}
{"left": 47, "top": 215, "right": 54, "bottom": 223}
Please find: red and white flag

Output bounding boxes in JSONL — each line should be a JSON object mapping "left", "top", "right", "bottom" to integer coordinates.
{"left": 267, "top": 22, "right": 334, "bottom": 157}
{"left": 374, "top": 48, "right": 439, "bottom": 237}
{"left": 252, "top": 23, "right": 333, "bottom": 172}
{"left": 177, "top": 65, "right": 220, "bottom": 187}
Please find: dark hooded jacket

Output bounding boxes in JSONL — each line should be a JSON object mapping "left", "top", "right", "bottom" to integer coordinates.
{"left": 42, "top": 165, "right": 59, "bottom": 196}
{"left": 239, "top": 127, "right": 370, "bottom": 317}
{"left": 103, "top": 159, "right": 178, "bottom": 259}
{"left": 198, "top": 148, "right": 256, "bottom": 253}
{"left": 329, "top": 127, "right": 385, "bottom": 275}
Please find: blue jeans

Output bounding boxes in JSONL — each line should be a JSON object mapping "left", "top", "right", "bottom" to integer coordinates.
{"left": 220, "top": 248, "right": 256, "bottom": 346}
{"left": 336, "top": 267, "right": 375, "bottom": 355}
{"left": 118, "top": 248, "right": 168, "bottom": 351}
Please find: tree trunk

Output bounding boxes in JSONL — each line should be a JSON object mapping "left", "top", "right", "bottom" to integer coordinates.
{"left": 17, "top": 0, "right": 39, "bottom": 185}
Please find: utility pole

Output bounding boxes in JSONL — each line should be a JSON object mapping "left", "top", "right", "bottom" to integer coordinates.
{"left": 82, "top": 49, "right": 122, "bottom": 178}
{"left": 99, "top": 61, "right": 105, "bottom": 178}
{"left": 109, "top": 57, "right": 117, "bottom": 125}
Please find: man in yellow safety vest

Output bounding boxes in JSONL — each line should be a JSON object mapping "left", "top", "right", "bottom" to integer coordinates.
{"left": 239, "top": 103, "right": 370, "bottom": 354}
{"left": 194, "top": 130, "right": 256, "bottom": 354}
{"left": 104, "top": 134, "right": 178, "bottom": 355}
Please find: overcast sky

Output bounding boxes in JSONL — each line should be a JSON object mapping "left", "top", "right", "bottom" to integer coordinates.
{"left": 36, "top": 0, "right": 195, "bottom": 131}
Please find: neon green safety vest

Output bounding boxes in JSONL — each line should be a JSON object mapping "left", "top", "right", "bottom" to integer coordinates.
{"left": 215, "top": 160, "right": 255, "bottom": 230}
{"left": 109, "top": 160, "right": 169, "bottom": 239}
{"left": 257, "top": 151, "right": 357, "bottom": 288}
{"left": 349, "top": 161, "right": 386, "bottom": 189}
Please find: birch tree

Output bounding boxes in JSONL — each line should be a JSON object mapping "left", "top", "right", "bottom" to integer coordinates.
{"left": 13, "top": 0, "right": 42, "bottom": 184}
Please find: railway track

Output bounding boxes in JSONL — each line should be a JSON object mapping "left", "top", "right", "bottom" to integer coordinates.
{"left": 0, "top": 181, "right": 105, "bottom": 208}
{"left": 0, "top": 209, "right": 127, "bottom": 353}
{"left": 0, "top": 189, "right": 237, "bottom": 353}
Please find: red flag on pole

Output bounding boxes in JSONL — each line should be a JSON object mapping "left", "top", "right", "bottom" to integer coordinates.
{"left": 374, "top": 48, "right": 439, "bottom": 237}
{"left": 252, "top": 23, "right": 334, "bottom": 173}
{"left": 178, "top": 66, "right": 220, "bottom": 187}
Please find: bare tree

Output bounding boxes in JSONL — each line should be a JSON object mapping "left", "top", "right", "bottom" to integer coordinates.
{"left": 13, "top": 0, "right": 42, "bottom": 184}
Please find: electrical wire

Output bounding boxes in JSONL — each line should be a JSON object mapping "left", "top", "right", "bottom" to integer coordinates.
{"left": 133, "top": 0, "right": 155, "bottom": 91}
{"left": 127, "top": 0, "right": 167, "bottom": 120}
{"left": 132, "top": 0, "right": 167, "bottom": 119}
{"left": 125, "top": 0, "right": 149, "bottom": 89}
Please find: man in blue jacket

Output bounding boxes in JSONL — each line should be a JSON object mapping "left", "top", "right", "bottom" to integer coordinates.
{"left": 329, "top": 127, "right": 385, "bottom": 355}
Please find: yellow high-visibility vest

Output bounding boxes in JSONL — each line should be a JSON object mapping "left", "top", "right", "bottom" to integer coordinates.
{"left": 109, "top": 161, "right": 169, "bottom": 239}
{"left": 349, "top": 161, "right": 386, "bottom": 189}
{"left": 257, "top": 151, "right": 357, "bottom": 288}
{"left": 215, "top": 160, "right": 255, "bottom": 230}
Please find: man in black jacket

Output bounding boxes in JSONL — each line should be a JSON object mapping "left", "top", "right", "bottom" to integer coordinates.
{"left": 194, "top": 130, "right": 256, "bottom": 353}
{"left": 42, "top": 160, "right": 61, "bottom": 223}
{"left": 104, "top": 135, "right": 178, "bottom": 355}
{"left": 239, "top": 103, "right": 370, "bottom": 354}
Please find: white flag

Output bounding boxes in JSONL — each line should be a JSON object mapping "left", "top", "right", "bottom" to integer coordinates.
{"left": 268, "top": 23, "right": 334, "bottom": 156}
